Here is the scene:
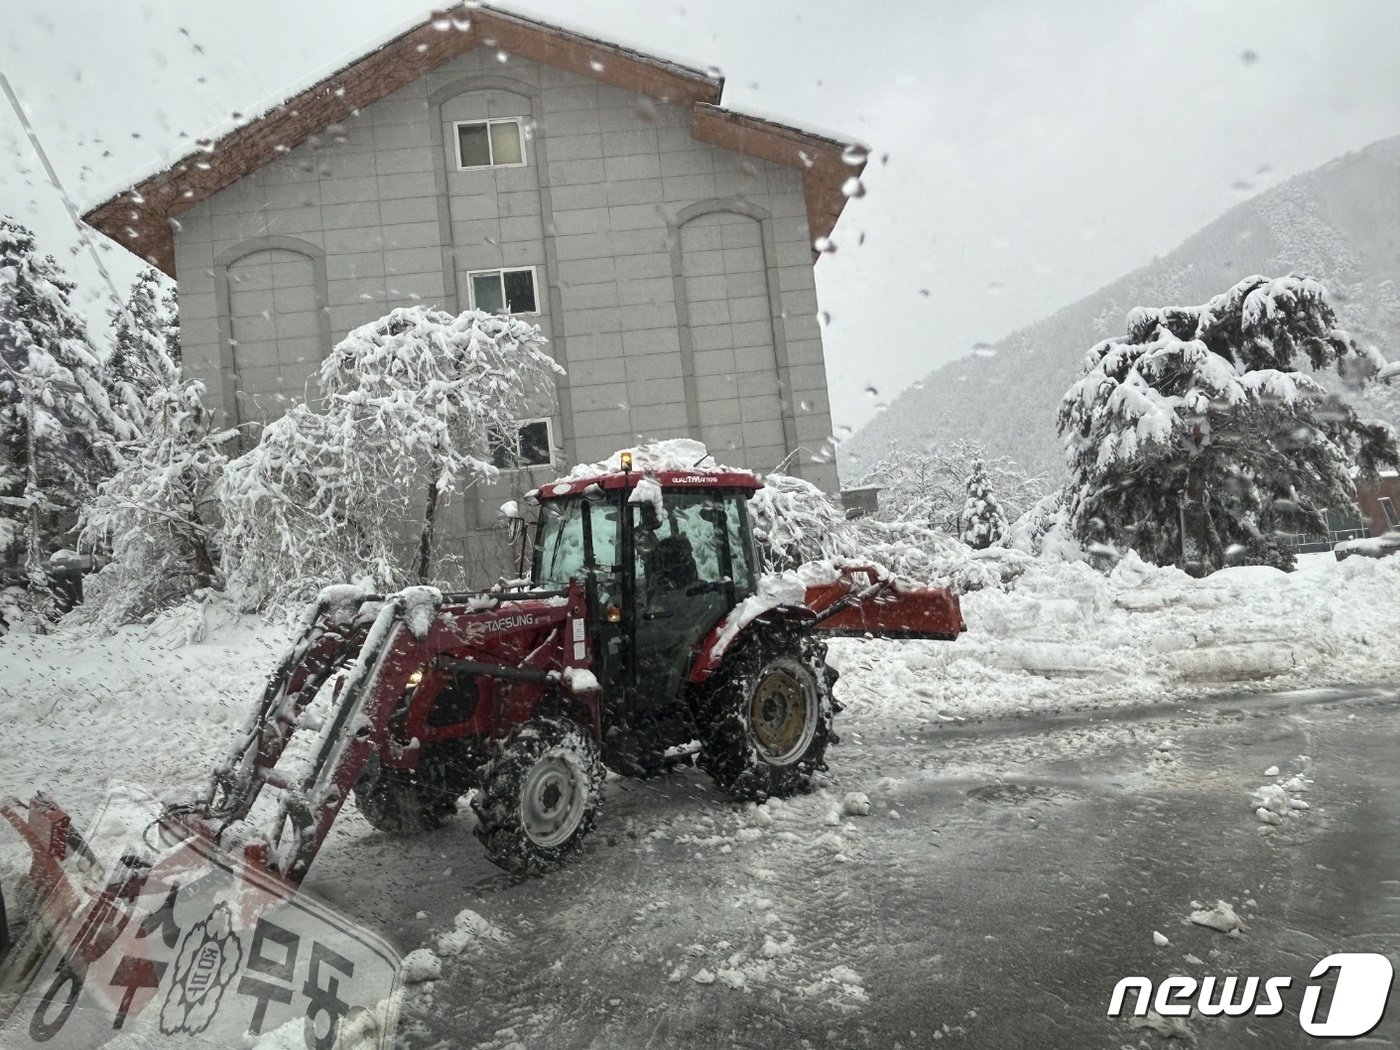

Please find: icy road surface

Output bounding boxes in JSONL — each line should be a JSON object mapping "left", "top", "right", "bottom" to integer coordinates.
{"left": 298, "top": 684, "right": 1399, "bottom": 1050}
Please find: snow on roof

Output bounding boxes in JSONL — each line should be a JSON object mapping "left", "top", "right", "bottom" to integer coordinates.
{"left": 559, "top": 438, "right": 751, "bottom": 480}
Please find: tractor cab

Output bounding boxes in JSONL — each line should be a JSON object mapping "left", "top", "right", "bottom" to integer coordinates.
{"left": 528, "top": 459, "right": 763, "bottom": 769}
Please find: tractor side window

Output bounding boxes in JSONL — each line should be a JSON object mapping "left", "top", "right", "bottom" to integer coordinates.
{"left": 535, "top": 500, "right": 585, "bottom": 586}
{"left": 535, "top": 498, "right": 621, "bottom": 587}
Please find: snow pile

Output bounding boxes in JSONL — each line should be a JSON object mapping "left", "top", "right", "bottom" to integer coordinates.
{"left": 1250, "top": 771, "right": 1310, "bottom": 827}
{"left": 829, "top": 549, "right": 1400, "bottom": 726}
{"left": 1189, "top": 900, "right": 1244, "bottom": 934}
{"left": 400, "top": 949, "right": 442, "bottom": 983}
{"left": 436, "top": 908, "right": 509, "bottom": 957}
{"left": 841, "top": 792, "right": 872, "bottom": 816}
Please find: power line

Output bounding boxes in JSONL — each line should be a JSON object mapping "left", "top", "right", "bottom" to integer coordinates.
{"left": 0, "top": 69, "right": 131, "bottom": 318}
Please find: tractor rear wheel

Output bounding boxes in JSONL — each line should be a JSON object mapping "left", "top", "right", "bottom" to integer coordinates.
{"left": 697, "top": 630, "right": 839, "bottom": 801}
{"left": 353, "top": 757, "right": 458, "bottom": 834}
{"left": 472, "top": 718, "right": 604, "bottom": 876}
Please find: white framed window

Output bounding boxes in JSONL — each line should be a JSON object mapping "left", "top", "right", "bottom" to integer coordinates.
{"left": 453, "top": 118, "right": 526, "bottom": 170}
{"left": 490, "top": 418, "right": 554, "bottom": 470}
{"left": 467, "top": 266, "right": 540, "bottom": 315}
{"left": 1380, "top": 496, "right": 1400, "bottom": 529}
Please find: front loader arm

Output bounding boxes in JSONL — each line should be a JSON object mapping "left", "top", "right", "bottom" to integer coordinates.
{"left": 171, "top": 589, "right": 435, "bottom": 884}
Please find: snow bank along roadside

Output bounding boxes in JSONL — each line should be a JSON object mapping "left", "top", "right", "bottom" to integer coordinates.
{"left": 826, "top": 551, "right": 1400, "bottom": 726}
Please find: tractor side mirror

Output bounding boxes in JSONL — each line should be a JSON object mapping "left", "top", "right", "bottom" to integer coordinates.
{"left": 499, "top": 500, "right": 529, "bottom": 576}
{"left": 498, "top": 500, "right": 524, "bottom": 542}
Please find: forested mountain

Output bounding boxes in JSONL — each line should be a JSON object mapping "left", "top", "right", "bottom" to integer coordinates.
{"left": 841, "top": 136, "right": 1400, "bottom": 485}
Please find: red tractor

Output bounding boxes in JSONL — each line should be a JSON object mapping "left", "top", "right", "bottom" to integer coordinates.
{"left": 4, "top": 457, "right": 963, "bottom": 893}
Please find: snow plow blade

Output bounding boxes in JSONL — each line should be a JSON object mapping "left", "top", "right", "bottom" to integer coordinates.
{"left": 804, "top": 564, "right": 965, "bottom": 640}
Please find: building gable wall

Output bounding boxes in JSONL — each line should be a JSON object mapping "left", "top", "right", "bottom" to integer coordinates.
{"left": 173, "top": 46, "right": 837, "bottom": 583}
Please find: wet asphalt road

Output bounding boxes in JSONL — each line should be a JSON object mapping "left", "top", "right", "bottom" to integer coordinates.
{"left": 307, "top": 684, "right": 1400, "bottom": 1050}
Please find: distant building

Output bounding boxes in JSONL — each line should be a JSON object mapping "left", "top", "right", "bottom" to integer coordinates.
{"left": 81, "top": 5, "right": 862, "bottom": 583}
{"left": 840, "top": 485, "right": 881, "bottom": 519}
{"left": 1357, "top": 472, "right": 1400, "bottom": 535}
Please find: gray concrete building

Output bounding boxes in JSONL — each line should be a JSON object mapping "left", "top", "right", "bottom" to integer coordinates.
{"left": 84, "top": 5, "right": 863, "bottom": 584}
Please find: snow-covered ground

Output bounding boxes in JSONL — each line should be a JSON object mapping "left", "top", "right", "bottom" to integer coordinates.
{"left": 2, "top": 550, "right": 1399, "bottom": 1046}
{"left": 3, "top": 550, "right": 1397, "bottom": 850}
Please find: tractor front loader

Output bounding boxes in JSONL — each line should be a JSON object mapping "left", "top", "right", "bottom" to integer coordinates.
{"left": 2, "top": 453, "right": 965, "bottom": 967}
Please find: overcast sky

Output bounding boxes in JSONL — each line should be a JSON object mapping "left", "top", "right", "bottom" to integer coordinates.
{"left": 2, "top": 1, "right": 1398, "bottom": 437}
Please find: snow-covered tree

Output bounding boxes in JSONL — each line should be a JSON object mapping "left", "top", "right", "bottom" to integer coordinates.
{"left": 105, "top": 268, "right": 181, "bottom": 429}
{"left": 0, "top": 218, "right": 135, "bottom": 580}
{"left": 747, "top": 471, "right": 854, "bottom": 570}
{"left": 77, "top": 381, "right": 230, "bottom": 629}
{"left": 1058, "top": 274, "right": 1398, "bottom": 573}
{"left": 959, "top": 459, "right": 1007, "bottom": 549}
{"left": 748, "top": 470, "right": 1023, "bottom": 592}
{"left": 220, "top": 306, "right": 560, "bottom": 609}
{"left": 857, "top": 438, "right": 1046, "bottom": 531}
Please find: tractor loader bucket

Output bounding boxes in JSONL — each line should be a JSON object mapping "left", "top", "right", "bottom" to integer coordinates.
{"left": 806, "top": 564, "right": 966, "bottom": 641}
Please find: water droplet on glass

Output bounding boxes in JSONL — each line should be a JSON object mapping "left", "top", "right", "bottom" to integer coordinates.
{"left": 1241, "top": 49, "right": 1259, "bottom": 65}
{"left": 496, "top": 50, "right": 509, "bottom": 63}
{"left": 590, "top": 59, "right": 605, "bottom": 72}
{"left": 864, "top": 386, "right": 878, "bottom": 397}
{"left": 800, "top": 400, "right": 812, "bottom": 411}
{"left": 705, "top": 65, "right": 723, "bottom": 79}
{"left": 972, "top": 342, "right": 997, "bottom": 358}
{"left": 841, "top": 143, "right": 869, "bottom": 167}
{"left": 842, "top": 176, "right": 864, "bottom": 199}
{"left": 813, "top": 236, "right": 835, "bottom": 254}
{"left": 432, "top": 15, "right": 452, "bottom": 30}
{"left": 416, "top": 43, "right": 430, "bottom": 54}
{"left": 918, "top": 288, "right": 930, "bottom": 298}
{"left": 452, "top": 14, "right": 473, "bottom": 31}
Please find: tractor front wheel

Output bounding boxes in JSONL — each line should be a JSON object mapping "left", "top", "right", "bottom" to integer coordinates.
{"left": 472, "top": 718, "right": 604, "bottom": 876}
{"left": 353, "top": 758, "right": 458, "bottom": 834}
{"left": 697, "top": 630, "right": 839, "bottom": 801}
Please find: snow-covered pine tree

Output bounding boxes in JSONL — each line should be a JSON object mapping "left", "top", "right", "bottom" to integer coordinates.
{"left": 78, "top": 380, "right": 230, "bottom": 629}
{"left": 105, "top": 268, "right": 181, "bottom": 430}
{"left": 1058, "top": 274, "right": 1398, "bottom": 573}
{"left": 0, "top": 218, "right": 135, "bottom": 581}
{"left": 220, "top": 306, "right": 561, "bottom": 609}
{"left": 959, "top": 458, "right": 1007, "bottom": 549}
